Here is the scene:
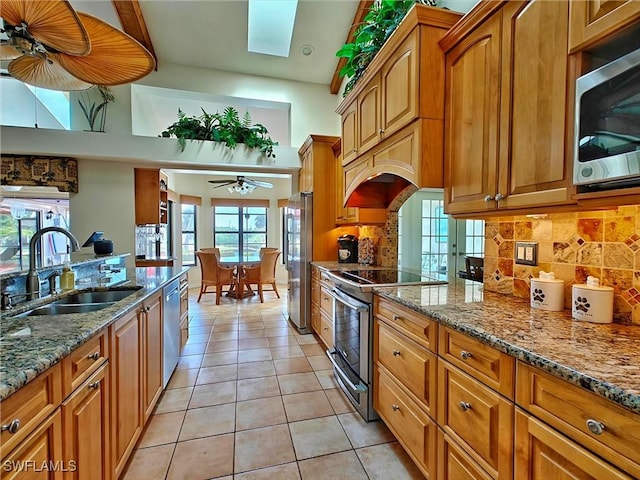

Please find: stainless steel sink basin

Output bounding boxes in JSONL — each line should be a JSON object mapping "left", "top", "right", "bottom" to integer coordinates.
{"left": 18, "top": 302, "right": 116, "bottom": 317}
{"left": 54, "top": 288, "right": 139, "bottom": 305}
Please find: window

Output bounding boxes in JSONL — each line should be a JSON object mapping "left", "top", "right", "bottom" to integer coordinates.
{"left": 181, "top": 204, "right": 197, "bottom": 265}
{"left": 213, "top": 206, "right": 267, "bottom": 262}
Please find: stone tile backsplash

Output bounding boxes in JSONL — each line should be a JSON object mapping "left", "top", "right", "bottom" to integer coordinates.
{"left": 483, "top": 205, "right": 640, "bottom": 325}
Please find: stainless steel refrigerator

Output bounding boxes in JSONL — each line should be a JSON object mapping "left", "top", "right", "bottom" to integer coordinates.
{"left": 285, "top": 192, "right": 313, "bottom": 333}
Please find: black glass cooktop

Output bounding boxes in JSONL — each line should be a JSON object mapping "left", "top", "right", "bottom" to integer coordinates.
{"left": 340, "top": 269, "right": 428, "bottom": 285}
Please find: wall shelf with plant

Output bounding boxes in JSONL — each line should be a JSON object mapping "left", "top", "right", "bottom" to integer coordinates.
{"left": 160, "top": 106, "right": 279, "bottom": 158}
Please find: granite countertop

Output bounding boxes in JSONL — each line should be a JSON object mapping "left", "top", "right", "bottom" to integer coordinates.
{"left": 373, "top": 280, "right": 640, "bottom": 415}
{"left": 0, "top": 266, "right": 188, "bottom": 401}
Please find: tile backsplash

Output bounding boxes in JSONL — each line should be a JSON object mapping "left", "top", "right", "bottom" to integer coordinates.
{"left": 483, "top": 205, "right": 640, "bottom": 325}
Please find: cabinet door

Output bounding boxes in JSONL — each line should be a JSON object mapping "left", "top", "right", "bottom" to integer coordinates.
{"left": 142, "top": 293, "right": 163, "bottom": 422}
{"left": 381, "top": 29, "right": 419, "bottom": 139}
{"left": 358, "top": 74, "right": 381, "bottom": 156}
{"left": 514, "top": 409, "right": 632, "bottom": 480}
{"left": 299, "top": 148, "right": 313, "bottom": 192}
{"left": 438, "top": 430, "right": 493, "bottom": 480}
{"left": 110, "top": 310, "right": 142, "bottom": 478}
{"left": 134, "top": 169, "right": 165, "bottom": 225}
{"left": 62, "top": 364, "right": 110, "bottom": 480}
{"left": 569, "top": 0, "right": 640, "bottom": 52}
{"left": 341, "top": 101, "right": 358, "bottom": 166}
{"left": 443, "top": 13, "right": 501, "bottom": 215}
{"left": 1, "top": 409, "right": 63, "bottom": 480}
{"left": 498, "top": 0, "right": 575, "bottom": 210}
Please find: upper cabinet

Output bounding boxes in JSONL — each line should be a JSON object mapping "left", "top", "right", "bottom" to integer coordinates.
{"left": 441, "top": 0, "right": 577, "bottom": 216}
{"left": 569, "top": 0, "right": 640, "bottom": 52}
{"left": 134, "top": 168, "right": 168, "bottom": 225}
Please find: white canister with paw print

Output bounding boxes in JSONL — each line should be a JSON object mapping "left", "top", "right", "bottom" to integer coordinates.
{"left": 530, "top": 271, "right": 564, "bottom": 311}
{"left": 572, "top": 276, "right": 613, "bottom": 323}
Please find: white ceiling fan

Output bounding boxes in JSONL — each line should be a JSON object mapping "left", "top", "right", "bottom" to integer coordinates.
{"left": 208, "top": 175, "right": 273, "bottom": 195}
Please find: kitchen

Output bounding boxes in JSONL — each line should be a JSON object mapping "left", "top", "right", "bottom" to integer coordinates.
{"left": 2, "top": 0, "right": 640, "bottom": 479}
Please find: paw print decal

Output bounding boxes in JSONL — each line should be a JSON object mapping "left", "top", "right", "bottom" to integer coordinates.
{"left": 574, "top": 296, "right": 590, "bottom": 313}
{"left": 532, "top": 288, "right": 545, "bottom": 302}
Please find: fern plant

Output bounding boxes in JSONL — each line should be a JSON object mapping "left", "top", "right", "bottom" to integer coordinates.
{"left": 160, "top": 106, "right": 278, "bottom": 158}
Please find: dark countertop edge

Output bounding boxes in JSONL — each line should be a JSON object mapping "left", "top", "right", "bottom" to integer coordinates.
{"left": 0, "top": 252, "right": 130, "bottom": 281}
{"left": 0, "top": 266, "right": 189, "bottom": 401}
{"left": 375, "top": 288, "right": 640, "bottom": 416}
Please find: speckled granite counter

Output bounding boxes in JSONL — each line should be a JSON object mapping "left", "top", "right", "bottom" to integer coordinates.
{"left": 373, "top": 280, "right": 640, "bottom": 415}
{"left": 0, "top": 266, "right": 188, "bottom": 401}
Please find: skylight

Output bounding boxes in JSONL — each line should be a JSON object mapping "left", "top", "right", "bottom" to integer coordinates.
{"left": 247, "top": 0, "right": 298, "bottom": 58}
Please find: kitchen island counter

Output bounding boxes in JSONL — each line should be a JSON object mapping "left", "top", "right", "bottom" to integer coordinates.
{"left": 0, "top": 266, "right": 188, "bottom": 401}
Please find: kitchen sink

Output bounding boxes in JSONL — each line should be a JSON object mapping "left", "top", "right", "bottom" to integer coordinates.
{"left": 17, "top": 302, "right": 116, "bottom": 317}
{"left": 54, "top": 288, "right": 140, "bottom": 305}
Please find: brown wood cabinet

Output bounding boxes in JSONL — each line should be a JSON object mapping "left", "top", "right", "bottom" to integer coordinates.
{"left": 134, "top": 168, "right": 168, "bottom": 225}
{"left": 310, "top": 266, "right": 321, "bottom": 336}
{"left": 442, "top": 0, "right": 576, "bottom": 216}
{"left": 179, "top": 273, "right": 189, "bottom": 352}
{"left": 141, "top": 292, "right": 163, "bottom": 423}
{"left": 569, "top": 0, "right": 640, "bottom": 53}
{"left": 62, "top": 363, "right": 110, "bottom": 480}
{"left": 317, "top": 284, "right": 334, "bottom": 349}
{"left": 438, "top": 430, "right": 494, "bottom": 480}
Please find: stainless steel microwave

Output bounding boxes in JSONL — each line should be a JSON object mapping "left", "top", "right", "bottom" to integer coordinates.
{"left": 574, "top": 48, "right": 640, "bottom": 190}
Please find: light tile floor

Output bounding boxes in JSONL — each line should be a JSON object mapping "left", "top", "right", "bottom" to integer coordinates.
{"left": 121, "top": 288, "right": 426, "bottom": 480}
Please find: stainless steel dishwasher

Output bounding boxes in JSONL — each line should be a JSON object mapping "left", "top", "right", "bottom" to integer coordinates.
{"left": 163, "top": 278, "right": 181, "bottom": 387}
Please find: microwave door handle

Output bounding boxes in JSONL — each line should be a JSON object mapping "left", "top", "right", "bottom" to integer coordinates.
{"left": 328, "top": 288, "right": 368, "bottom": 313}
{"left": 325, "top": 349, "right": 367, "bottom": 392}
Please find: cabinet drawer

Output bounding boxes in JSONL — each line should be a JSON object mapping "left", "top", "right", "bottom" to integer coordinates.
{"left": 438, "top": 430, "right": 493, "bottom": 480}
{"left": 437, "top": 359, "right": 514, "bottom": 479}
{"left": 375, "top": 366, "right": 437, "bottom": 479}
{"left": 1, "top": 363, "right": 62, "bottom": 460}
{"left": 318, "top": 311, "right": 333, "bottom": 349}
{"left": 180, "top": 287, "right": 188, "bottom": 318}
{"left": 439, "top": 327, "right": 514, "bottom": 399}
{"left": 516, "top": 362, "right": 640, "bottom": 478}
{"left": 515, "top": 408, "right": 633, "bottom": 480}
{"left": 375, "top": 320, "right": 436, "bottom": 415}
{"left": 311, "top": 279, "right": 320, "bottom": 306}
{"left": 62, "top": 330, "right": 108, "bottom": 398}
{"left": 319, "top": 285, "right": 333, "bottom": 318}
{"left": 375, "top": 296, "right": 437, "bottom": 351}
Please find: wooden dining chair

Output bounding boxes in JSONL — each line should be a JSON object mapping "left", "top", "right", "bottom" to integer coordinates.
{"left": 259, "top": 247, "right": 279, "bottom": 258}
{"left": 200, "top": 247, "right": 221, "bottom": 259}
{"left": 242, "top": 250, "right": 281, "bottom": 303}
{"left": 195, "top": 250, "right": 235, "bottom": 304}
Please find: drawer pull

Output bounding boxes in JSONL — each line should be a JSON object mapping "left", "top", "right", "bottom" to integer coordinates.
{"left": 392, "top": 350, "right": 401, "bottom": 357}
{"left": 459, "top": 401, "right": 472, "bottom": 411}
{"left": 460, "top": 350, "right": 473, "bottom": 360}
{"left": 1, "top": 419, "right": 21, "bottom": 434}
{"left": 323, "top": 327, "right": 329, "bottom": 331}
{"left": 392, "top": 404, "right": 400, "bottom": 412}
{"left": 586, "top": 419, "right": 605, "bottom": 435}
{"left": 392, "top": 315, "right": 402, "bottom": 322}
{"left": 88, "top": 382, "right": 100, "bottom": 390}
{"left": 143, "top": 305, "right": 151, "bottom": 312}
{"left": 87, "top": 352, "right": 100, "bottom": 361}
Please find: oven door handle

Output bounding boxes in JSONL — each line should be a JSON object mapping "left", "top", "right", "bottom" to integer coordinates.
{"left": 326, "top": 349, "right": 368, "bottom": 392}
{"left": 328, "top": 288, "right": 369, "bottom": 313}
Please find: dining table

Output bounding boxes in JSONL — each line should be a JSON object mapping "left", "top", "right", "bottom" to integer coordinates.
{"left": 221, "top": 259, "right": 259, "bottom": 299}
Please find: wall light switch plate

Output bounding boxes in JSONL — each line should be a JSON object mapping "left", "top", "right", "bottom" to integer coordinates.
{"left": 515, "top": 241, "right": 538, "bottom": 266}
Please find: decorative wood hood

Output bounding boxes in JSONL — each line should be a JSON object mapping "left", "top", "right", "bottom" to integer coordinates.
{"left": 336, "top": 4, "right": 462, "bottom": 209}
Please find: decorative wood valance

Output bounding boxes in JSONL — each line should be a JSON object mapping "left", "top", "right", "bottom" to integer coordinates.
{"left": 180, "top": 195, "right": 202, "bottom": 206}
{"left": 168, "top": 189, "right": 179, "bottom": 203}
{"left": 1, "top": 155, "right": 78, "bottom": 193}
{"left": 210, "top": 198, "right": 269, "bottom": 208}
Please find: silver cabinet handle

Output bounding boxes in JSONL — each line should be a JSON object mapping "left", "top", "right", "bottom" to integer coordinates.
{"left": 494, "top": 193, "right": 505, "bottom": 201}
{"left": 392, "top": 404, "right": 400, "bottom": 412}
{"left": 459, "top": 402, "right": 472, "bottom": 411}
{"left": 392, "top": 350, "right": 401, "bottom": 356}
{"left": 484, "top": 195, "right": 494, "bottom": 203}
{"left": 144, "top": 305, "right": 151, "bottom": 312}
{"left": 586, "top": 419, "right": 605, "bottom": 435}
{"left": 1, "top": 419, "right": 21, "bottom": 434}
{"left": 88, "top": 382, "right": 100, "bottom": 390}
{"left": 379, "top": 128, "right": 385, "bottom": 135}
{"left": 87, "top": 352, "right": 100, "bottom": 361}
{"left": 460, "top": 351, "right": 472, "bottom": 360}
{"left": 392, "top": 315, "right": 401, "bottom": 322}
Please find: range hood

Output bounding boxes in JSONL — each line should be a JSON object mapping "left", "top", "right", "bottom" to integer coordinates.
{"left": 345, "top": 173, "right": 414, "bottom": 209}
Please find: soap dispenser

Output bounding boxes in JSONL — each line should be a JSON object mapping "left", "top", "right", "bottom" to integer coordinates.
{"left": 60, "top": 262, "right": 75, "bottom": 291}
{"left": 572, "top": 276, "right": 613, "bottom": 323}
{"left": 530, "top": 271, "right": 564, "bottom": 311}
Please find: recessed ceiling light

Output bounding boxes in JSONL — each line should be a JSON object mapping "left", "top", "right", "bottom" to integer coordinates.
{"left": 248, "top": 0, "right": 299, "bottom": 58}
{"left": 300, "top": 44, "right": 314, "bottom": 56}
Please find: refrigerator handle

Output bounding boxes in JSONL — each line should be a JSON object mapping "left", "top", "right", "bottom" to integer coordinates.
{"left": 284, "top": 212, "right": 291, "bottom": 271}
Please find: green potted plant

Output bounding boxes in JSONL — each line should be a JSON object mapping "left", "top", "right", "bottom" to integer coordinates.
{"left": 336, "top": 0, "right": 438, "bottom": 96}
{"left": 160, "top": 106, "right": 279, "bottom": 158}
{"left": 78, "top": 86, "right": 115, "bottom": 132}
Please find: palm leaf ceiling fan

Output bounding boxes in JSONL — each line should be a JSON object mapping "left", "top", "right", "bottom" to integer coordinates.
{"left": 208, "top": 176, "right": 274, "bottom": 195}
{"left": 0, "top": 0, "right": 155, "bottom": 91}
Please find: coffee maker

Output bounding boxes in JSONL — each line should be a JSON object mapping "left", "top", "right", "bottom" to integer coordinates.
{"left": 337, "top": 235, "right": 358, "bottom": 263}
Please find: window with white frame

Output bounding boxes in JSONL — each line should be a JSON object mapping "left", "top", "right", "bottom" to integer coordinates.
{"left": 213, "top": 205, "right": 267, "bottom": 262}
{"left": 181, "top": 204, "right": 197, "bottom": 265}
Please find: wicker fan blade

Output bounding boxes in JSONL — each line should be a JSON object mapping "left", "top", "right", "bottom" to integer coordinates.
{"left": 1, "top": 0, "right": 90, "bottom": 55}
{"left": 55, "top": 13, "right": 155, "bottom": 86}
{"left": 0, "top": 44, "right": 21, "bottom": 60}
{"left": 8, "top": 55, "right": 92, "bottom": 91}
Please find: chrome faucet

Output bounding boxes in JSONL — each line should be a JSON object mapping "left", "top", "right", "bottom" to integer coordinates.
{"left": 27, "top": 227, "right": 81, "bottom": 300}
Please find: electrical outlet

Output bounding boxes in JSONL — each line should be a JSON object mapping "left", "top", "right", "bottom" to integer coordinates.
{"left": 515, "top": 241, "right": 538, "bottom": 266}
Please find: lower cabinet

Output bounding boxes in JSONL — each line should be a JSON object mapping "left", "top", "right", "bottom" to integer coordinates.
{"left": 438, "top": 430, "right": 493, "bottom": 480}
{"left": 142, "top": 293, "right": 163, "bottom": 422}
{"left": 62, "top": 363, "right": 110, "bottom": 480}
{"left": 179, "top": 273, "right": 189, "bottom": 352}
